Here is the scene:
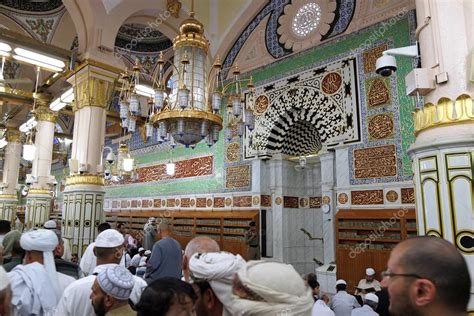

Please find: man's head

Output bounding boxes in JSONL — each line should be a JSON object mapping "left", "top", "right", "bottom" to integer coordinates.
{"left": 16, "top": 213, "right": 25, "bottom": 223}
{"left": 90, "top": 265, "right": 135, "bottom": 316}
{"left": 93, "top": 229, "right": 126, "bottom": 265}
{"left": 159, "top": 222, "right": 171, "bottom": 238}
{"left": 182, "top": 236, "right": 220, "bottom": 282}
{"left": 0, "top": 220, "right": 11, "bottom": 234}
{"left": 303, "top": 273, "right": 320, "bottom": 296}
{"left": 138, "top": 247, "right": 145, "bottom": 255}
{"left": 70, "top": 253, "right": 78, "bottom": 263}
{"left": 0, "top": 266, "right": 11, "bottom": 316}
{"left": 249, "top": 221, "right": 256, "bottom": 233}
{"left": 364, "top": 293, "right": 378, "bottom": 311}
{"left": 116, "top": 223, "right": 127, "bottom": 235}
{"left": 335, "top": 279, "right": 347, "bottom": 292}
{"left": 136, "top": 277, "right": 197, "bottom": 316}
{"left": 44, "top": 220, "right": 57, "bottom": 230}
{"left": 98, "top": 222, "right": 112, "bottom": 233}
{"left": 365, "top": 267, "right": 376, "bottom": 282}
{"left": 53, "top": 232, "right": 64, "bottom": 258}
{"left": 189, "top": 252, "right": 245, "bottom": 316}
{"left": 381, "top": 236, "right": 471, "bottom": 316}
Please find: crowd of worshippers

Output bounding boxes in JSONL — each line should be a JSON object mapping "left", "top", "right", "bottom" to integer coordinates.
{"left": 0, "top": 216, "right": 472, "bottom": 316}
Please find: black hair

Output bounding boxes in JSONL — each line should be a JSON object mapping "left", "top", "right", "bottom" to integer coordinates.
{"left": 398, "top": 236, "right": 471, "bottom": 312}
{"left": 0, "top": 220, "right": 11, "bottom": 233}
{"left": 249, "top": 221, "right": 256, "bottom": 227}
{"left": 97, "top": 222, "right": 111, "bottom": 233}
{"left": 336, "top": 284, "right": 347, "bottom": 291}
{"left": 305, "top": 273, "right": 319, "bottom": 290}
{"left": 136, "top": 277, "right": 197, "bottom": 316}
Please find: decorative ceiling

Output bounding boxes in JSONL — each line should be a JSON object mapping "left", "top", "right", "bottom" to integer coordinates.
{"left": 115, "top": 23, "right": 172, "bottom": 53}
{"left": 0, "top": 0, "right": 64, "bottom": 13}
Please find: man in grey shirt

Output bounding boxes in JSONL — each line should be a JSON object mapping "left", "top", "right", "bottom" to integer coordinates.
{"left": 331, "top": 279, "right": 360, "bottom": 316}
{"left": 145, "top": 222, "right": 182, "bottom": 283}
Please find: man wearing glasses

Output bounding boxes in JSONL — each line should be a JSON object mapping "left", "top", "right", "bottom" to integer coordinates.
{"left": 381, "top": 236, "right": 470, "bottom": 316}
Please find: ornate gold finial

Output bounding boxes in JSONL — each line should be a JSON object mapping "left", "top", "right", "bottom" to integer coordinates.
{"left": 5, "top": 129, "right": 21, "bottom": 143}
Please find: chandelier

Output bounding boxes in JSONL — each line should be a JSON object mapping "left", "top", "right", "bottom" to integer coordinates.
{"left": 117, "top": 6, "right": 257, "bottom": 149}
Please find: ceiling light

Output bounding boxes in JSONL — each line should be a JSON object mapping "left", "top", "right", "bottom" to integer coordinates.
{"left": 60, "top": 88, "right": 74, "bottom": 102}
{"left": 135, "top": 84, "right": 154, "bottom": 98}
{"left": 122, "top": 158, "right": 134, "bottom": 172}
{"left": 166, "top": 161, "right": 175, "bottom": 176}
{"left": 14, "top": 48, "right": 65, "bottom": 68}
{"left": 50, "top": 87, "right": 73, "bottom": 111}
{"left": 0, "top": 42, "right": 11, "bottom": 52}
{"left": 49, "top": 98, "right": 66, "bottom": 111}
{"left": 23, "top": 142, "right": 36, "bottom": 161}
{"left": 0, "top": 138, "right": 7, "bottom": 149}
{"left": 19, "top": 117, "right": 37, "bottom": 132}
{"left": 13, "top": 55, "right": 63, "bottom": 72}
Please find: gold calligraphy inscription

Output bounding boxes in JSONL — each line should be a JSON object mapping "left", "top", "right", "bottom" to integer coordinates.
{"left": 366, "top": 77, "right": 390, "bottom": 107}
{"left": 181, "top": 198, "right": 191, "bottom": 208}
{"left": 196, "top": 198, "right": 207, "bottom": 208}
{"left": 261, "top": 195, "right": 271, "bottom": 207}
{"left": 363, "top": 44, "right": 388, "bottom": 73}
{"left": 283, "top": 196, "right": 299, "bottom": 208}
{"left": 310, "top": 197, "right": 322, "bottom": 208}
{"left": 368, "top": 113, "right": 394, "bottom": 140}
{"left": 226, "top": 143, "right": 241, "bottom": 162}
{"left": 353, "top": 145, "right": 397, "bottom": 179}
{"left": 254, "top": 95, "right": 269, "bottom": 115}
{"left": 226, "top": 165, "right": 251, "bottom": 189}
{"left": 234, "top": 196, "right": 252, "bottom": 207}
{"left": 401, "top": 188, "right": 415, "bottom": 204}
{"left": 167, "top": 199, "right": 176, "bottom": 207}
{"left": 214, "top": 197, "right": 225, "bottom": 208}
{"left": 338, "top": 193, "right": 348, "bottom": 204}
{"left": 321, "top": 72, "right": 342, "bottom": 95}
{"left": 351, "top": 190, "right": 384, "bottom": 205}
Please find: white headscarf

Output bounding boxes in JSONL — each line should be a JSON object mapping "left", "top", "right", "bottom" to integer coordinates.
{"left": 0, "top": 266, "right": 9, "bottom": 291}
{"left": 189, "top": 252, "right": 245, "bottom": 316}
{"left": 232, "top": 261, "right": 314, "bottom": 316}
{"left": 20, "top": 229, "right": 61, "bottom": 298}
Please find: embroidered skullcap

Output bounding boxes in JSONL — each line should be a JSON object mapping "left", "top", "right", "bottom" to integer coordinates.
{"left": 0, "top": 266, "right": 9, "bottom": 291}
{"left": 365, "top": 293, "right": 379, "bottom": 304}
{"left": 144, "top": 250, "right": 151, "bottom": 256}
{"left": 138, "top": 247, "right": 145, "bottom": 252}
{"left": 95, "top": 229, "right": 124, "bottom": 248}
{"left": 366, "top": 268, "right": 375, "bottom": 276}
{"left": 97, "top": 265, "right": 135, "bottom": 300}
{"left": 336, "top": 279, "right": 347, "bottom": 286}
{"left": 44, "top": 220, "right": 57, "bottom": 229}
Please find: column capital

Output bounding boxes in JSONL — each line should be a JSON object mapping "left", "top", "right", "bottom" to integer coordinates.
{"left": 67, "top": 60, "right": 121, "bottom": 112}
{"left": 413, "top": 94, "right": 474, "bottom": 136}
{"left": 5, "top": 129, "right": 21, "bottom": 143}
{"left": 34, "top": 106, "right": 58, "bottom": 123}
{"left": 65, "top": 174, "right": 105, "bottom": 186}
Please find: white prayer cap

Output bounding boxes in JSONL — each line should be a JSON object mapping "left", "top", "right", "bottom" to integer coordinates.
{"left": 43, "top": 220, "right": 57, "bottom": 229}
{"left": 189, "top": 252, "right": 245, "bottom": 314}
{"left": 366, "top": 268, "right": 375, "bottom": 276}
{"left": 232, "top": 261, "right": 313, "bottom": 315}
{"left": 148, "top": 217, "right": 156, "bottom": 222}
{"left": 97, "top": 265, "right": 135, "bottom": 300}
{"left": 144, "top": 250, "right": 151, "bottom": 256}
{"left": 336, "top": 279, "right": 347, "bottom": 286}
{"left": 0, "top": 266, "right": 9, "bottom": 291}
{"left": 138, "top": 247, "right": 145, "bottom": 252}
{"left": 95, "top": 229, "right": 125, "bottom": 248}
{"left": 20, "top": 229, "right": 61, "bottom": 297}
{"left": 365, "top": 293, "right": 379, "bottom": 304}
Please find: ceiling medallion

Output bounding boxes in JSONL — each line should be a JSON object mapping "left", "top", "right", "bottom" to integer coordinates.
{"left": 278, "top": 0, "right": 337, "bottom": 51}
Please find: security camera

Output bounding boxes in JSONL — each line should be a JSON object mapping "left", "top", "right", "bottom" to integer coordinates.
{"left": 104, "top": 169, "right": 111, "bottom": 179}
{"left": 52, "top": 179, "right": 58, "bottom": 186}
{"left": 375, "top": 44, "right": 418, "bottom": 77}
{"left": 21, "top": 186, "right": 29, "bottom": 197}
{"left": 106, "top": 152, "right": 116, "bottom": 164}
{"left": 25, "top": 174, "right": 37, "bottom": 185}
{"left": 78, "top": 163, "right": 88, "bottom": 174}
{"left": 376, "top": 54, "right": 397, "bottom": 77}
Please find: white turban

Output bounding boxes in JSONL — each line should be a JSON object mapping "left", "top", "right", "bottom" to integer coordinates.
{"left": 232, "top": 261, "right": 314, "bottom": 315}
{"left": 189, "top": 252, "right": 245, "bottom": 315}
{"left": 20, "top": 229, "right": 61, "bottom": 297}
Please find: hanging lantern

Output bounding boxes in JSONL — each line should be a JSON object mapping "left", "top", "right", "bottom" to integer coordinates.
{"left": 119, "top": 101, "right": 129, "bottom": 120}
{"left": 178, "top": 88, "right": 190, "bottom": 109}
{"left": 237, "top": 122, "right": 244, "bottom": 138}
{"left": 123, "top": 158, "right": 134, "bottom": 172}
{"left": 22, "top": 143, "right": 36, "bottom": 161}
{"left": 212, "top": 92, "right": 222, "bottom": 113}
{"left": 129, "top": 93, "right": 140, "bottom": 115}
{"left": 128, "top": 117, "right": 137, "bottom": 133}
{"left": 166, "top": 161, "right": 175, "bottom": 176}
{"left": 232, "top": 96, "right": 242, "bottom": 117}
{"left": 212, "top": 125, "right": 220, "bottom": 143}
{"left": 225, "top": 126, "right": 233, "bottom": 142}
{"left": 245, "top": 110, "right": 255, "bottom": 131}
{"left": 158, "top": 121, "right": 167, "bottom": 140}
{"left": 146, "top": 123, "right": 154, "bottom": 139}
{"left": 200, "top": 120, "right": 209, "bottom": 138}
{"left": 154, "top": 89, "right": 165, "bottom": 110}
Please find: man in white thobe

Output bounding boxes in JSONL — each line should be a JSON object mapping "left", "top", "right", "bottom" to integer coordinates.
{"left": 351, "top": 293, "right": 379, "bottom": 316}
{"left": 44, "top": 220, "right": 71, "bottom": 261}
{"left": 355, "top": 268, "right": 381, "bottom": 296}
{"left": 55, "top": 229, "right": 147, "bottom": 316}
{"left": 8, "top": 229, "right": 63, "bottom": 315}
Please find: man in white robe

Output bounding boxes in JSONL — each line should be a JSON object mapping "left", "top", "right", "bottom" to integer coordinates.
{"left": 44, "top": 220, "right": 71, "bottom": 261}
{"left": 55, "top": 229, "right": 147, "bottom": 316}
{"left": 0, "top": 266, "right": 12, "bottom": 316}
{"left": 8, "top": 229, "right": 62, "bottom": 315}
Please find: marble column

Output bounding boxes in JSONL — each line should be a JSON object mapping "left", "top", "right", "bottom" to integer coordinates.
{"left": 409, "top": 0, "right": 474, "bottom": 309}
{"left": 0, "top": 129, "right": 21, "bottom": 224}
{"left": 63, "top": 61, "right": 118, "bottom": 257}
{"left": 319, "top": 150, "right": 335, "bottom": 264}
{"left": 26, "top": 106, "right": 57, "bottom": 229}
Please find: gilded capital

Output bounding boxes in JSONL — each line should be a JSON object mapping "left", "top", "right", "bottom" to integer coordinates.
{"left": 5, "top": 129, "right": 21, "bottom": 143}
{"left": 35, "top": 106, "right": 58, "bottom": 123}
{"left": 67, "top": 61, "right": 120, "bottom": 112}
{"left": 413, "top": 94, "right": 474, "bottom": 135}
{"left": 65, "top": 174, "right": 105, "bottom": 186}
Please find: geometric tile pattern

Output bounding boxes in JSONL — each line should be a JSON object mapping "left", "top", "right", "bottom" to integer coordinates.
{"left": 245, "top": 58, "right": 360, "bottom": 158}
{"left": 270, "top": 120, "right": 322, "bottom": 156}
